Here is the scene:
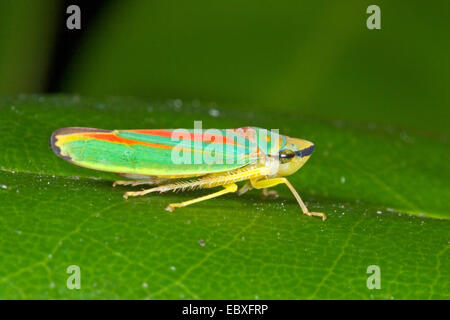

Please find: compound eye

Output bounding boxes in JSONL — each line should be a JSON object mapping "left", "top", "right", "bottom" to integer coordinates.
{"left": 279, "top": 149, "right": 295, "bottom": 164}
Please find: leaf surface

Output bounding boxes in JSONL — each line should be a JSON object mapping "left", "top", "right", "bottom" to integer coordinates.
{"left": 0, "top": 96, "right": 448, "bottom": 299}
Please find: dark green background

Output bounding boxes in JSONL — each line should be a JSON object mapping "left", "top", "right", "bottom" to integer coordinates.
{"left": 0, "top": 0, "right": 449, "bottom": 133}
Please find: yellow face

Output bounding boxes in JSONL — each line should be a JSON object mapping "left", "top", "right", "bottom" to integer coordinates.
{"left": 276, "top": 137, "right": 315, "bottom": 177}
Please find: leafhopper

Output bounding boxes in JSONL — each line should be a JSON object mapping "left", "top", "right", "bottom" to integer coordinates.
{"left": 50, "top": 126, "right": 326, "bottom": 220}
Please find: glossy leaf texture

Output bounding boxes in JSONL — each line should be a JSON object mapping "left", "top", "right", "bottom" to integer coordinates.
{"left": 0, "top": 96, "right": 448, "bottom": 299}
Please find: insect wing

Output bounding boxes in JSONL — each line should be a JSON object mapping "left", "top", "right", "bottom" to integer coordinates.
{"left": 51, "top": 127, "right": 256, "bottom": 176}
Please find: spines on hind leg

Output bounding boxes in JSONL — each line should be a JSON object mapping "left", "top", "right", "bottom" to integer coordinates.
{"left": 122, "top": 166, "right": 270, "bottom": 199}
{"left": 113, "top": 180, "right": 157, "bottom": 187}
{"left": 123, "top": 183, "right": 175, "bottom": 199}
{"left": 113, "top": 176, "right": 169, "bottom": 187}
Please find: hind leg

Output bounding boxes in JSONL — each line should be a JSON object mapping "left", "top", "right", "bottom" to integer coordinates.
{"left": 113, "top": 179, "right": 159, "bottom": 187}
{"left": 251, "top": 178, "right": 326, "bottom": 220}
{"left": 165, "top": 184, "right": 238, "bottom": 212}
{"left": 113, "top": 176, "right": 169, "bottom": 187}
{"left": 237, "top": 182, "right": 278, "bottom": 198}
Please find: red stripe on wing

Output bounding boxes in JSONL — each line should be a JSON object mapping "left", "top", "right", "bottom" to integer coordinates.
{"left": 130, "top": 129, "right": 239, "bottom": 146}
{"left": 83, "top": 133, "right": 173, "bottom": 149}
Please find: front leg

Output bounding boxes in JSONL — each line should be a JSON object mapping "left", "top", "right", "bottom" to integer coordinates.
{"left": 237, "top": 182, "right": 278, "bottom": 198}
{"left": 250, "top": 178, "right": 326, "bottom": 221}
{"left": 237, "top": 182, "right": 252, "bottom": 196}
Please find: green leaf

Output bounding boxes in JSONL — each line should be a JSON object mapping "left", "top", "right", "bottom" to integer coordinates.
{"left": 0, "top": 95, "right": 448, "bottom": 299}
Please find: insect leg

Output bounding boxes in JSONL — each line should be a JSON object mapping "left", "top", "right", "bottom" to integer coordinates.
{"left": 250, "top": 178, "right": 326, "bottom": 220}
{"left": 237, "top": 182, "right": 277, "bottom": 198}
{"left": 113, "top": 179, "right": 159, "bottom": 187}
{"left": 165, "top": 183, "right": 238, "bottom": 212}
{"left": 122, "top": 177, "right": 217, "bottom": 199}
{"left": 262, "top": 188, "right": 279, "bottom": 198}
{"left": 123, "top": 166, "right": 268, "bottom": 200}
{"left": 114, "top": 176, "right": 171, "bottom": 187}
{"left": 237, "top": 181, "right": 253, "bottom": 196}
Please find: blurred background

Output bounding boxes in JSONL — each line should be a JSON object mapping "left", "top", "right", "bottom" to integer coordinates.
{"left": 0, "top": 0, "right": 448, "bottom": 134}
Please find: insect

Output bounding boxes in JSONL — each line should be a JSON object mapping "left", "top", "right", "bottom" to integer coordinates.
{"left": 50, "top": 126, "right": 326, "bottom": 220}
